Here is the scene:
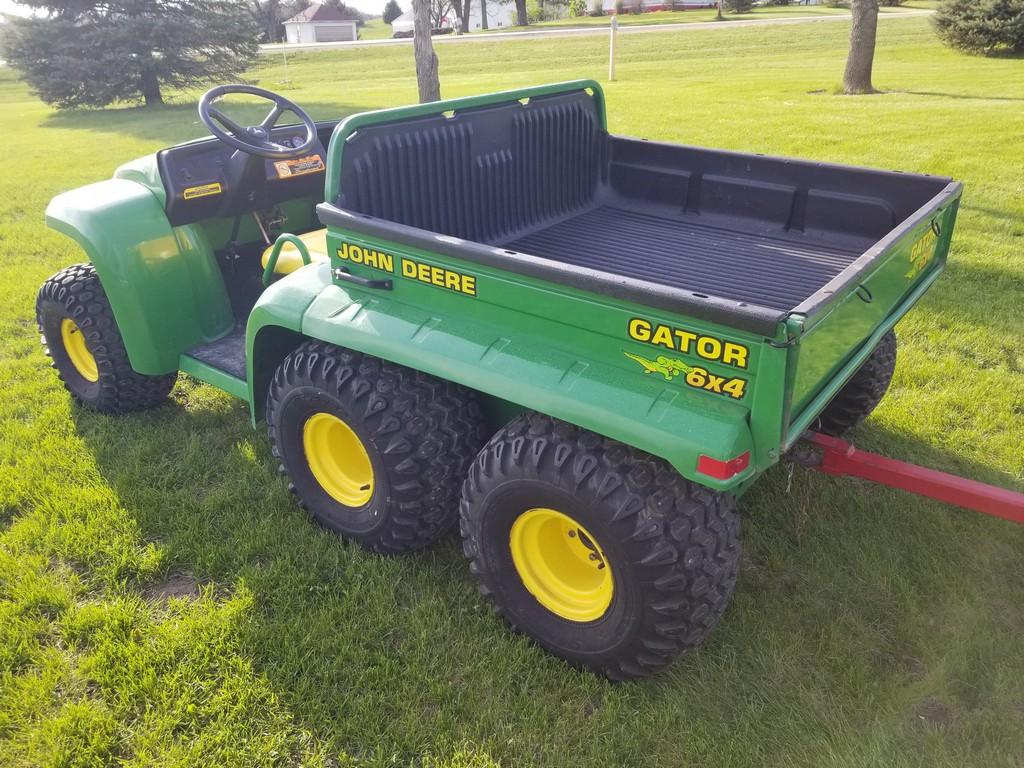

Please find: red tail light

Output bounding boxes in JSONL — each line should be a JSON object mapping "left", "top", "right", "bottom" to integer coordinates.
{"left": 696, "top": 451, "right": 750, "bottom": 480}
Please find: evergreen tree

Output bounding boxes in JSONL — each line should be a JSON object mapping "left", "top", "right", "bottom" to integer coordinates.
{"left": 383, "top": 0, "right": 403, "bottom": 23}
{"left": 1, "top": 0, "right": 258, "bottom": 109}
{"left": 935, "top": 0, "right": 1024, "bottom": 55}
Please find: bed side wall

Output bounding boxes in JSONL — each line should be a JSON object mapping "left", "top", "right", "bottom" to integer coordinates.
{"left": 608, "top": 137, "right": 951, "bottom": 244}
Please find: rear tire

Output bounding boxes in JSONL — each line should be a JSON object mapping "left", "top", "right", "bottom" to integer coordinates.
{"left": 816, "top": 330, "right": 897, "bottom": 436}
{"left": 266, "top": 341, "right": 488, "bottom": 553}
{"left": 36, "top": 263, "right": 176, "bottom": 413}
{"left": 460, "top": 413, "right": 741, "bottom": 680}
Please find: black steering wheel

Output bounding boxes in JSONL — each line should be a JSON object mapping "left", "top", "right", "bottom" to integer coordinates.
{"left": 198, "top": 84, "right": 318, "bottom": 160}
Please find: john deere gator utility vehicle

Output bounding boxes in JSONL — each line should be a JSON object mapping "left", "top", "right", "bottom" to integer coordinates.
{"left": 39, "top": 81, "right": 962, "bottom": 679}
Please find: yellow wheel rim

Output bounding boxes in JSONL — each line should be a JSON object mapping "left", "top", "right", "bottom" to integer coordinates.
{"left": 60, "top": 318, "right": 98, "bottom": 382}
{"left": 302, "top": 412, "right": 374, "bottom": 507}
{"left": 509, "top": 508, "right": 614, "bottom": 622}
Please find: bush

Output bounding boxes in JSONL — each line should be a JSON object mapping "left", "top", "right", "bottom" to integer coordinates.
{"left": 725, "top": 0, "right": 753, "bottom": 12}
{"left": 527, "top": 0, "right": 565, "bottom": 22}
{"left": 934, "top": 0, "right": 1024, "bottom": 55}
{"left": 764, "top": 0, "right": 792, "bottom": 5}
{"left": 569, "top": 0, "right": 588, "bottom": 15}
{"left": 879, "top": 0, "right": 904, "bottom": 5}
{"left": 589, "top": 0, "right": 606, "bottom": 16}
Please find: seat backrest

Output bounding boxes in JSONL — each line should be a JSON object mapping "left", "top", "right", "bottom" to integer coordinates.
{"left": 335, "top": 89, "right": 607, "bottom": 244}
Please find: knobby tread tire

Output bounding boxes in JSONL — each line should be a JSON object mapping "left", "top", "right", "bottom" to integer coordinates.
{"left": 459, "top": 412, "right": 741, "bottom": 680}
{"left": 36, "top": 263, "right": 176, "bottom": 413}
{"left": 265, "top": 340, "right": 488, "bottom": 554}
{"left": 816, "top": 330, "right": 897, "bottom": 436}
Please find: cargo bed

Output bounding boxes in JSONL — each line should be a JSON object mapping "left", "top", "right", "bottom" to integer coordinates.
{"left": 503, "top": 205, "right": 865, "bottom": 312}
{"left": 319, "top": 87, "right": 955, "bottom": 334}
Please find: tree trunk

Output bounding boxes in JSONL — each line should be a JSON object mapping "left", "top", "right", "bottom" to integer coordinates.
{"left": 457, "top": 0, "right": 471, "bottom": 32}
{"left": 141, "top": 67, "right": 163, "bottom": 106}
{"left": 412, "top": 0, "right": 440, "bottom": 103}
{"left": 481, "top": 0, "right": 488, "bottom": 29}
{"left": 843, "top": 0, "right": 879, "bottom": 94}
{"left": 515, "top": 0, "right": 528, "bottom": 25}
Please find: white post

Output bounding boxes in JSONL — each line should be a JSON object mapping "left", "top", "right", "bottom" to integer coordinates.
{"left": 608, "top": 15, "right": 618, "bottom": 82}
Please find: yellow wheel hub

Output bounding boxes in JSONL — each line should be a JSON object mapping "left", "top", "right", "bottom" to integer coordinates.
{"left": 302, "top": 412, "right": 374, "bottom": 507}
{"left": 509, "top": 508, "right": 613, "bottom": 622}
{"left": 60, "top": 318, "right": 98, "bottom": 382}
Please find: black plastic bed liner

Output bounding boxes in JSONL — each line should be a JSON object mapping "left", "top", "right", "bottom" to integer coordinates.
{"left": 503, "top": 206, "right": 864, "bottom": 312}
{"left": 324, "top": 87, "right": 953, "bottom": 333}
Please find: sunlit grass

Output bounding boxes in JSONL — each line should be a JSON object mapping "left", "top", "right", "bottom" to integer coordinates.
{"left": 0, "top": 14, "right": 1022, "bottom": 767}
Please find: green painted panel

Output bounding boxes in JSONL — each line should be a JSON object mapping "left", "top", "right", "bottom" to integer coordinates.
{"left": 246, "top": 251, "right": 763, "bottom": 491}
{"left": 46, "top": 177, "right": 235, "bottom": 374}
{"left": 179, "top": 355, "right": 248, "bottom": 400}
{"left": 789, "top": 200, "right": 960, "bottom": 420}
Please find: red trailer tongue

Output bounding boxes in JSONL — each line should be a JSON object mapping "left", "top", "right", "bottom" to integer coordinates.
{"left": 794, "top": 432, "right": 1024, "bottom": 524}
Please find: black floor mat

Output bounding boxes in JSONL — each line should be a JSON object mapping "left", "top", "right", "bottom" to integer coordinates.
{"left": 504, "top": 206, "right": 866, "bottom": 311}
{"left": 184, "top": 326, "right": 246, "bottom": 380}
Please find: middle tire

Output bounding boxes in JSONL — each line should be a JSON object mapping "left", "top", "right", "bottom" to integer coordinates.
{"left": 460, "top": 413, "right": 741, "bottom": 680}
{"left": 266, "top": 341, "right": 487, "bottom": 553}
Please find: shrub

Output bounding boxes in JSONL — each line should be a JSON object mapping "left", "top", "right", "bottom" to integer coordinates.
{"left": 879, "top": 0, "right": 903, "bottom": 5}
{"left": 589, "top": 0, "right": 606, "bottom": 16}
{"left": 763, "top": 0, "right": 792, "bottom": 5}
{"left": 569, "top": 0, "right": 588, "bottom": 15}
{"left": 934, "top": 0, "right": 1024, "bottom": 55}
{"left": 725, "top": 0, "right": 753, "bottom": 12}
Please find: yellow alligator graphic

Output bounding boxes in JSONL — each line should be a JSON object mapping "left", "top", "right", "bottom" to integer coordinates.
{"left": 623, "top": 351, "right": 694, "bottom": 381}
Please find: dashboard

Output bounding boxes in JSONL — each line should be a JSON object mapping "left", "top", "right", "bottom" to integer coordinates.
{"left": 158, "top": 121, "right": 337, "bottom": 226}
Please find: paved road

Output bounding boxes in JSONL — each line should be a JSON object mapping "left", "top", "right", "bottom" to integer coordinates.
{"left": 259, "top": 10, "right": 932, "bottom": 53}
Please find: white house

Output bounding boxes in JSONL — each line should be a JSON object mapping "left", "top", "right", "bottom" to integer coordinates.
{"left": 390, "top": 0, "right": 516, "bottom": 36}
{"left": 284, "top": 4, "right": 358, "bottom": 44}
{"left": 598, "top": 0, "right": 716, "bottom": 10}
{"left": 463, "top": 0, "right": 517, "bottom": 31}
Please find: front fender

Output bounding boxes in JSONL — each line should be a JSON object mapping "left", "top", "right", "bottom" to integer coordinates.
{"left": 247, "top": 265, "right": 754, "bottom": 491}
{"left": 46, "top": 178, "right": 234, "bottom": 374}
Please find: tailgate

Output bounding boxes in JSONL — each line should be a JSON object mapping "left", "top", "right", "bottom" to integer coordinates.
{"left": 783, "top": 181, "right": 963, "bottom": 446}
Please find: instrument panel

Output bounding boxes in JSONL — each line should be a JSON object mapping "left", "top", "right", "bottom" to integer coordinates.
{"left": 158, "top": 123, "right": 334, "bottom": 226}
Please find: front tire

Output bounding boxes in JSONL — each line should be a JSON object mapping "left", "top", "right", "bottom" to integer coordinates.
{"left": 266, "top": 341, "right": 487, "bottom": 553}
{"left": 460, "top": 413, "right": 741, "bottom": 680}
{"left": 36, "top": 263, "right": 176, "bottom": 413}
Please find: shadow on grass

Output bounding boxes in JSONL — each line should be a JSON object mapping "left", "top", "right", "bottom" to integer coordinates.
{"left": 64, "top": 367, "right": 1024, "bottom": 765}
{"left": 888, "top": 89, "right": 1024, "bottom": 102}
{"left": 42, "top": 100, "right": 374, "bottom": 147}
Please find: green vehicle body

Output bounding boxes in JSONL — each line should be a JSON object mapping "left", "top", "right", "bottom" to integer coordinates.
{"left": 44, "top": 80, "right": 962, "bottom": 495}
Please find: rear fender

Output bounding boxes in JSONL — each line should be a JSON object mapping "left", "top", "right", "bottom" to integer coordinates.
{"left": 45, "top": 178, "right": 234, "bottom": 374}
{"left": 247, "top": 264, "right": 755, "bottom": 492}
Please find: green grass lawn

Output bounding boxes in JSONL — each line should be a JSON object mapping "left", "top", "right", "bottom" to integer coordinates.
{"left": 358, "top": 18, "right": 393, "bottom": 40}
{"left": 2, "top": 14, "right": 1023, "bottom": 768}
{"left": 472, "top": 1, "right": 929, "bottom": 33}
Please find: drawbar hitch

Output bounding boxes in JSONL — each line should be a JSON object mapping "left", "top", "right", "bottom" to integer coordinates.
{"left": 790, "top": 432, "right": 1024, "bottom": 525}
